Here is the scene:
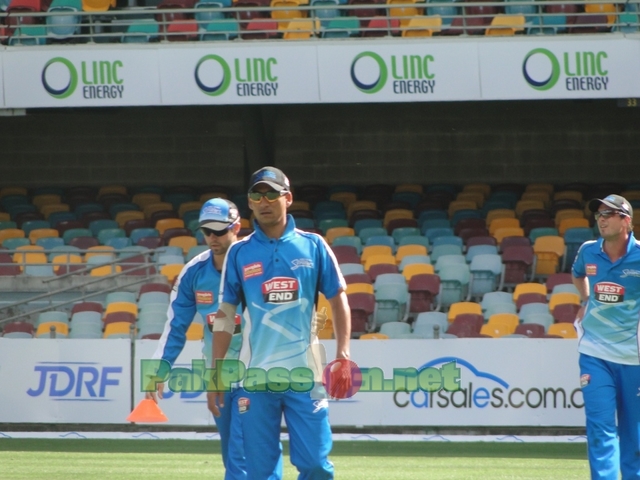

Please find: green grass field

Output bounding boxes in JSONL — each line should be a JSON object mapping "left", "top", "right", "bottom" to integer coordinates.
{"left": 0, "top": 439, "right": 589, "bottom": 479}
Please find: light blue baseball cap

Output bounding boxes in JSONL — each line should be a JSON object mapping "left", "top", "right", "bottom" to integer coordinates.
{"left": 199, "top": 198, "right": 240, "bottom": 230}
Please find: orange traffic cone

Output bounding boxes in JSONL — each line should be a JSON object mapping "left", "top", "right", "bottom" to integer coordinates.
{"left": 126, "top": 399, "right": 169, "bottom": 423}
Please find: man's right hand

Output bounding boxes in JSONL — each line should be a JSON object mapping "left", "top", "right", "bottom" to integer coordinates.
{"left": 145, "top": 383, "right": 165, "bottom": 403}
{"left": 207, "top": 391, "right": 225, "bottom": 417}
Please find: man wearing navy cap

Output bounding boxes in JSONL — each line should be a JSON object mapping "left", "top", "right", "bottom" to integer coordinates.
{"left": 148, "top": 198, "right": 282, "bottom": 480}
{"left": 209, "top": 166, "right": 351, "bottom": 479}
{"left": 572, "top": 194, "right": 640, "bottom": 480}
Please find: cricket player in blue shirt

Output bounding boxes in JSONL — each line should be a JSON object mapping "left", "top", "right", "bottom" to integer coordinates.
{"left": 208, "top": 166, "right": 352, "bottom": 480}
{"left": 148, "top": 198, "right": 284, "bottom": 480}
{"left": 573, "top": 194, "right": 640, "bottom": 480}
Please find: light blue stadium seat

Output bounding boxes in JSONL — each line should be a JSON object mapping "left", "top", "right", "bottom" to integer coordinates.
{"left": 187, "top": 245, "right": 209, "bottom": 261}
{"left": 365, "top": 235, "right": 396, "bottom": 253}
{"left": 340, "top": 263, "right": 365, "bottom": 276}
{"left": 373, "top": 273, "right": 406, "bottom": 292}
{"left": 319, "top": 218, "right": 349, "bottom": 235}
{"left": 9, "top": 26, "right": 47, "bottom": 46}
{"left": 311, "top": 0, "right": 341, "bottom": 26}
{"left": 431, "top": 245, "right": 463, "bottom": 264}
{"left": 322, "top": 17, "right": 359, "bottom": 37}
{"left": 413, "top": 311, "right": 448, "bottom": 338}
{"left": 123, "top": 20, "right": 160, "bottom": 43}
{"left": 469, "top": 253, "right": 503, "bottom": 299}
{"left": 332, "top": 235, "right": 363, "bottom": 255}
{"left": 521, "top": 312, "right": 554, "bottom": 329}
{"left": 354, "top": 219, "right": 384, "bottom": 236}
{"left": 105, "top": 291, "right": 137, "bottom": 305}
{"left": 22, "top": 220, "right": 51, "bottom": 237}
{"left": 399, "top": 254, "right": 431, "bottom": 272}
{"left": 36, "top": 237, "right": 65, "bottom": 250}
{"left": 484, "top": 302, "right": 518, "bottom": 320}
{"left": 47, "top": 5, "right": 81, "bottom": 38}
{"left": 130, "top": 228, "right": 160, "bottom": 245}
{"left": 398, "top": 235, "right": 430, "bottom": 251}
{"left": 139, "top": 291, "right": 170, "bottom": 307}
{"left": 359, "top": 227, "right": 388, "bottom": 245}
{"left": 423, "top": 227, "right": 454, "bottom": 244}
{"left": 438, "top": 263, "right": 470, "bottom": 308}
{"left": 518, "top": 302, "right": 549, "bottom": 322}
{"left": 465, "top": 244, "right": 498, "bottom": 263}
{"left": 374, "top": 283, "right": 409, "bottom": 325}
{"left": 98, "top": 228, "right": 127, "bottom": 246}
{"left": 37, "top": 311, "right": 70, "bottom": 326}
{"left": 3, "top": 238, "right": 31, "bottom": 250}
{"left": 379, "top": 321, "right": 411, "bottom": 339}
{"left": 480, "top": 291, "right": 514, "bottom": 313}
{"left": 432, "top": 235, "right": 464, "bottom": 250}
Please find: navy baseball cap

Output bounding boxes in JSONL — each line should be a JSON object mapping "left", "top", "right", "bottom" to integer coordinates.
{"left": 248, "top": 166, "right": 290, "bottom": 193}
{"left": 588, "top": 194, "right": 633, "bottom": 219}
{"left": 199, "top": 198, "right": 240, "bottom": 230}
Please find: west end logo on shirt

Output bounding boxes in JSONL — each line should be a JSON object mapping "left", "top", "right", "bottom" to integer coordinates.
{"left": 594, "top": 282, "right": 624, "bottom": 303}
{"left": 586, "top": 264, "right": 597, "bottom": 276}
{"left": 243, "top": 262, "right": 263, "bottom": 280}
{"left": 262, "top": 277, "right": 299, "bottom": 303}
{"left": 196, "top": 291, "right": 213, "bottom": 304}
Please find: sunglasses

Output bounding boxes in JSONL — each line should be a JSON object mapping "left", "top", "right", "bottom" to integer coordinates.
{"left": 201, "top": 225, "right": 233, "bottom": 237}
{"left": 594, "top": 209, "right": 627, "bottom": 220}
{"left": 248, "top": 190, "right": 286, "bottom": 203}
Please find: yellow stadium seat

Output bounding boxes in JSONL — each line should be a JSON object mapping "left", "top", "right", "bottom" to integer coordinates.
{"left": 388, "top": 0, "right": 423, "bottom": 26}
{"left": 41, "top": 204, "right": 70, "bottom": 220}
{"left": 558, "top": 217, "right": 590, "bottom": 236}
{"left": 283, "top": 20, "right": 314, "bottom": 39}
{"left": 28, "top": 228, "right": 59, "bottom": 245}
{"left": 90, "top": 263, "right": 121, "bottom": 277}
{"left": 448, "top": 200, "right": 477, "bottom": 218}
{"left": 36, "top": 321, "right": 69, "bottom": 338}
{"left": 402, "top": 263, "right": 434, "bottom": 282}
{"left": 178, "top": 201, "right": 204, "bottom": 218}
{"left": 485, "top": 14, "right": 525, "bottom": 35}
{"left": 317, "top": 321, "right": 334, "bottom": 339}
{"left": 463, "top": 183, "right": 491, "bottom": 199}
{"left": 554, "top": 209, "right": 584, "bottom": 228}
{"left": 493, "top": 227, "right": 524, "bottom": 244}
{"left": 104, "top": 301, "right": 138, "bottom": 318}
{"left": 186, "top": 322, "right": 205, "bottom": 341}
{"left": 103, "top": 322, "right": 135, "bottom": 339}
{"left": 520, "top": 191, "right": 550, "bottom": 209}
{"left": 32, "top": 194, "right": 62, "bottom": 210}
{"left": 0, "top": 213, "right": 9, "bottom": 222}
{"left": 526, "top": 183, "right": 554, "bottom": 195}
{"left": 533, "top": 236, "right": 565, "bottom": 276}
{"left": 329, "top": 192, "right": 357, "bottom": 210}
{"left": 0, "top": 228, "right": 25, "bottom": 246}
{"left": 13, "top": 245, "right": 47, "bottom": 271}
{"left": 361, "top": 245, "right": 393, "bottom": 264}
{"left": 395, "top": 244, "right": 428, "bottom": 264}
{"left": 401, "top": 16, "right": 442, "bottom": 36}
{"left": 84, "top": 246, "right": 116, "bottom": 261}
{"left": 487, "top": 313, "right": 519, "bottom": 334}
{"left": 549, "top": 292, "right": 580, "bottom": 312}
{"left": 82, "top": 0, "right": 116, "bottom": 12}
{"left": 485, "top": 209, "right": 516, "bottom": 225}
{"left": 547, "top": 323, "right": 578, "bottom": 339}
{"left": 290, "top": 200, "right": 310, "bottom": 211}
{"left": 513, "top": 282, "right": 547, "bottom": 302}
{"left": 347, "top": 200, "right": 378, "bottom": 219}
{"left": 161, "top": 264, "right": 184, "bottom": 284}
{"left": 51, "top": 253, "right": 83, "bottom": 273}
{"left": 143, "top": 202, "right": 174, "bottom": 219}
{"left": 155, "top": 218, "right": 185, "bottom": 235}
{"left": 115, "top": 210, "right": 145, "bottom": 228}
{"left": 364, "top": 254, "right": 396, "bottom": 272}
{"left": 97, "top": 185, "right": 127, "bottom": 198}
{"left": 515, "top": 200, "right": 545, "bottom": 218}
{"left": 317, "top": 293, "right": 333, "bottom": 323}
{"left": 383, "top": 209, "right": 414, "bottom": 228}
{"left": 360, "top": 333, "right": 389, "bottom": 340}
{"left": 346, "top": 283, "right": 374, "bottom": 295}
{"left": 447, "top": 301, "right": 482, "bottom": 322}
{"left": 489, "top": 217, "right": 520, "bottom": 236}
{"left": 169, "top": 235, "right": 198, "bottom": 255}
{"left": 480, "top": 323, "right": 511, "bottom": 337}
{"left": 620, "top": 190, "right": 640, "bottom": 202}
{"left": 553, "top": 190, "right": 583, "bottom": 203}
{"left": 457, "top": 191, "right": 484, "bottom": 208}
{"left": 326, "top": 227, "right": 355, "bottom": 245}
{"left": 132, "top": 193, "right": 162, "bottom": 209}
{"left": 0, "top": 186, "right": 28, "bottom": 198}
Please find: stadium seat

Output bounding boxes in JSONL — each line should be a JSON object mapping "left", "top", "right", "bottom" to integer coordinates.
{"left": 374, "top": 283, "right": 409, "bottom": 325}
{"left": 547, "top": 323, "right": 578, "bottom": 339}
{"left": 347, "top": 291, "right": 375, "bottom": 334}
{"left": 379, "top": 321, "right": 411, "bottom": 338}
{"left": 533, "top": 236, "right": 566, "bottom": 276}
{"left": 485, "top": 14, "right": 525, "bottom": 35}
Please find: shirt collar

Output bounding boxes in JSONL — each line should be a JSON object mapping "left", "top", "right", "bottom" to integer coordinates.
{"left": 598, "top": 232, "right": 636, "bottom": 257}
{"left": 252, "top": 214, "right": 297, "bottom": 243}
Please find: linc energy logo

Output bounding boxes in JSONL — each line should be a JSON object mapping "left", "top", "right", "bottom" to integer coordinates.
{"left": 351, "top": 51, "right": 435, "bottom": 95}
{"left": 42, "top": 57, "right": 124, "bottom": 100}
{"left": 195, "top": 55, "right": 278, "bottom": 97}
{"left": 522, "top": 48, "right": 609, "bottom": 92}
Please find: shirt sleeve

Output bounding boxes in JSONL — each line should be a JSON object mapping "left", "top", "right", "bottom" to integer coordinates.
{"left": 152, "top": 264, "right": 197, "bottom": 367}
{"left": 572, "top": 242, "right": 587, "bottom": 278}
{"left": 219, "top": 243, "right": 242, "bottom": 307}
{"left": 316, "top": 235, "right": 346, "bottom": 300}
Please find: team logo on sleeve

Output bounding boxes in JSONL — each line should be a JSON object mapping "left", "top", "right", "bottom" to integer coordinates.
{"left": 238, "top": 397, "right": 250, "bottom": 414}
{"left": 196, "top": 291, "right": 213, "bottom": 304}
{"left": 594, "top": 282, "right": 624, "bottom": 303}
{"left": 262, "top": 277, "right": 299, "bottom": 303}
{"left": 580, "top": 374, "right": 590, "bottom": 388}
{"left": 243, "top": 262, "right": 263, "bottom": 279}
{"left": 586, "top": 264, "right": 597, "bottom": 276}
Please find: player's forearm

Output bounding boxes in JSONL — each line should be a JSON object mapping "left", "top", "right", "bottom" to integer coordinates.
{"left": 212, "top": 331, "right": 232, "bottom": 368}
{"left": 212, "top": 302, "right": 237, "bottom": 366}
{"left": 572, "top": 275, "right": 590, "bottom": 303}
{"left": 329, "top": 291, "right": 351, "bottom": 359}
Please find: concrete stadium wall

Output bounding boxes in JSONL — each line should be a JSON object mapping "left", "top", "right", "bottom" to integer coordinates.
{"left": 1, "top": 99, "right": 639, "bottom": 189}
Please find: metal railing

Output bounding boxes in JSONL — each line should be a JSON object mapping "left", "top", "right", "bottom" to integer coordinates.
{"left": 0, "top": 247, "right": 164, "bottom": 325}
{"left": 1, "top": 0, "right": 638, "bottom": 44}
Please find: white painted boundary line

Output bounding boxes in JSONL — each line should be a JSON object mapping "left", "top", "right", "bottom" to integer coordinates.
{"left": 0, "top": 431, "right": 587, "bottom": 443}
